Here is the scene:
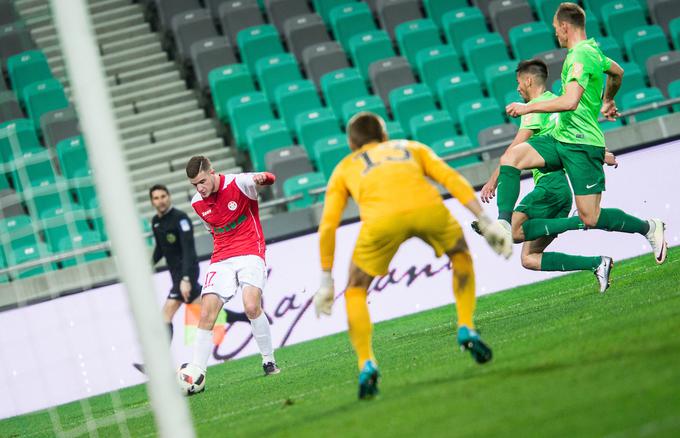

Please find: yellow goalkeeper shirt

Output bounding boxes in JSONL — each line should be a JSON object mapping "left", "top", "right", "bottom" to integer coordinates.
{"left": 318, "top": 139, "right": 476, "bottom": 270}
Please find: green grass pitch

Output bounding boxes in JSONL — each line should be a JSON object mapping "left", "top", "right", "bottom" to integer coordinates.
{"left": 3, "top": 246, "right": 680, "bottom": 437}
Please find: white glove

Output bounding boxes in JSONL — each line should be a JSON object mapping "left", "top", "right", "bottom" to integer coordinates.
{"left": 476, "top": 216, "right": 513, "bottom": 259}
{"left": 313, "top": 271, "right": 335, "bottom": 317}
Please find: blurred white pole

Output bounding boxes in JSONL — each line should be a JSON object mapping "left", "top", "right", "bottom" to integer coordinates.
{"left": 50, "top": 1, "right": 195, "bottom": 437}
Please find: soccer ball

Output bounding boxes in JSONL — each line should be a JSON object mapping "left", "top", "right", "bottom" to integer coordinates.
{"left": 177, "top": 363, "right": 206, "bottom": 395}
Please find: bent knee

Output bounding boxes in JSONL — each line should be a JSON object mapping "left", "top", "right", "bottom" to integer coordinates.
{"left": 579, "top": 212, "right": 599, "bottom": 228}
{"left": 521, "top": 254, "right": 541, "bottom": 271}
{"left": 243, "top": 302, "right": 261, "bottom": 320}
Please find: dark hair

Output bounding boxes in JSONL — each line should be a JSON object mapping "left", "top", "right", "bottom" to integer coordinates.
{"left": 185, "top": 156, "right": 211, "bottom": 179}
{"left": 347, "top": 112, "right": 386, "bottom": 148}
{"left": 149, "top": 184, "right": 169, "bottom": 198}
{"left": 516, "top": 59, "right": 549, "bottom": 84}
{"left": 555, "top": 2, "right": 585, "bottom": 28}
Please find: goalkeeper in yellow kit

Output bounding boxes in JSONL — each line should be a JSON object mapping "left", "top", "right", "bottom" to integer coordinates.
{"left": 313, "top": 112, "right": 512, "bottom": 399}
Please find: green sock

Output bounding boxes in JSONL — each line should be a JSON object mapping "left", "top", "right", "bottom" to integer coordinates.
{"left": 497, "top": 165, "right": 521, "bottom": 222}
{"left": 594, "top": 208, "right": 649, "bottom": 235}
{"left": 541, "top": 252, "right": 601, "bottom": 271}
{"left": 522, "top": 216, "right": 585, "bottom": 241}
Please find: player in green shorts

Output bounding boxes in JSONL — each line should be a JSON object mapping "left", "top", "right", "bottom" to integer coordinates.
{"left": 498, "top": 3, "right": 668, "bottom": 266}
{"left": 473, "top": 59, "right": 615, "bottom": 292}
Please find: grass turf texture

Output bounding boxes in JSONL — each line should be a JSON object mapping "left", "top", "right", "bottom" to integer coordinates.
{"left": 3, "top": 247, "right": 680, "bottom": 437}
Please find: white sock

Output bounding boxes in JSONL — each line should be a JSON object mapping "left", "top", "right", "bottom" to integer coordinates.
{"left": 249, "top": 312, "right": 275, "bottom": 363}
{"left": 192, "top": 328, "right": 213, "bottom": 371}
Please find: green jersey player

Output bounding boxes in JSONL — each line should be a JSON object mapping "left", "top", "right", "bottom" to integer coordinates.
{"left": 497, "top": 2, "right": 667, "bottom": 269}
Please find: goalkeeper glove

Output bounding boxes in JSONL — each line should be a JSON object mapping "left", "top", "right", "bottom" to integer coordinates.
{"left": 476, "top": 216, "right": 513, "bottom": 259}
{"left": 313, "top": 271, "right": 335, "bottom": 317}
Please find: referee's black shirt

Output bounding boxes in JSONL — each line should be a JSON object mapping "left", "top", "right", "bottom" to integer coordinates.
{"left": 151, "top": 207, "right": 199, "bottom": 280}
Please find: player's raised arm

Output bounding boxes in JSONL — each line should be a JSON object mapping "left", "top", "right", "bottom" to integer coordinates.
{"left": 252, "top": 172, "right": 276, "bottom": 186}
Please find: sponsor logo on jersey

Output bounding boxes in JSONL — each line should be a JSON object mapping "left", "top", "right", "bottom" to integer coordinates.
{"left": 213, "top": 214, "right": 247, "bottom": 235}
{"left": 201, "top": 209, "right": 212, "bottom": 217}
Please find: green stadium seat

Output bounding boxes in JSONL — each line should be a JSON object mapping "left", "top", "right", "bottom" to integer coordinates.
{"left": 246, "top": 120, "right": 294, "bottom": 172}
{"left": 236, "top": 25, "right": 285, "bottom": 73}
{"left": 23, "top": 79, "right": 69, "bottom": 132}
{"left": 314, "top": 134, "right": 350, "bottom": 179}
{"left": 415, "top": 45, "right": 463, "bottom": 92}
{"left": 668, "top": 79, "right": 680, "bottom": 112}
{"left": 386, "top": 120, "right": 406, "bottom": 140}
{"left": 226, "top": 91, "right": 274, "bottom": 150}
{"left": 585, "top": 10, "right": 603, "bottom": 38}
{"left": 601, "top": 0, "right": 646, "bottom": 46}
{"left": 209, "top": 64, "right": 256, "bottom": 124}
{"left": 340, "top": 95, "right": 388, "bottom": 124}
{"left": 0, "top": 247, "right": 8, "bottom": 284}
{"left": 462, "top": 32, "right": 510, "bottom": 78}
{"left": 431, "top": 135, "right": 479, "bottom": 168}
{"left": 504, "top": 89, "right": 523, "bottom": 126}
{"left": 624, "top": 26, "right": 670, "bottom": 72}
{"left": 588, "top": 0, "right": 647, "bottom": 20}
{"left": 329, "top": 2, "right": 376, "bottom": 50}
{"left": 68, "top": 169, "right": 97, "bottom": 211}
{"left": 484, "top": 60, "right": 519, "bottom": 106}
{"left": 436, "top": 72, "right": 484, "bottom": 127}
{"left": 320, "top": 68, "right": 369, "bottom": 119}
{"left": 0, "top": 214, "right": 37, "bottom": 251}
{"left": 442, "top": 7, "right": 488, "bottom": 55}
{"left": 457, "top": 98, "right": 505, "bottom": 144}
{"left": 295, "top": 108, "right": 342, "bottom": 158}
{"left": 509, "top": 22, "right": 557, "bottom": 60}
{"left": 670, "top": 18, "right": 680, "bottom": 51}
{"left": 552, "top": 79, "right": 562, "bottom": 95}
{"left": 7, "top": 50, "right": 52, "bottom": 106}
{"left": 348, "top": 30, "right": 396, "bottom": 82}
{"left": 7, "top": 242, "right": 54, "bottom": 279}
{"left": 0, "top": 172, "right": 9, "bottom": 190}
{"left": 595, "top": 37, "right": 623, "bottom": 63}
{"left": 621, "top": 87, "right": 668, "bottom": 123}
{"left": 56, "top": 136, "right": 89, "bottom": 179}
{"left": 40, "top": 206, "right": 90, "bottom": 253}
{"left": 389, "top": 83, "right": 437, "bottom": 137}
{"left": 409, "top": 110, "right": 456, "bottom": 145}
{"left": 314, "top": 0, "right": 357, "bottom": 24}
{"left": 395, "top": 19, "right": 442, "bottom": 67}
{"left": 423, "top": 0, "right": 469, "bottom": 29}
{"left": 58, "top": 230, "right": 108, "bottom": 268}
{"left": 0, "top": 119, "right": 43, "bottom": 163}
{"left": 255, "top": 53, "right": 302, "bottom": 103}
{"left": 600, "top": 118, "right": 624, "bottom": 132}
{"left": 273, "top": 80, "right": 322, "bottom": 133}
{"left": 283, "top": 172, "right": 326, "bottom": 210}
{"left": 535, "top": 0, "right": 563, "bottom": 24}
{"left": 10, "top": 149, "right": 56, "bottom": 192}
{"left": 616, "top": 62, "right": 647, "bottom": 99}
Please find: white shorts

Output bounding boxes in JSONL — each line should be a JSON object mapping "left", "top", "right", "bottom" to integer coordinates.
{"left": 201, "top": 255, "right": 267, "bottom": 303}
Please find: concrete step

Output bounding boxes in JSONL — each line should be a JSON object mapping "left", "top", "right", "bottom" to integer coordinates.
{"left": 129, "top": 149, "right": 234, "bottom": 179}
{"left": 117, "top": 100, "right": 199, "bottom": 130}
{"left": 127, "top": 138, "right": 228, "bottom": 171}
{"left": 31, "top": 22, "right": 56, "bottom": 41}
{"left": 108, "top": 61, "right": 176, "bottom": 89}
{"left": 111, "top": 79, "right": 186, "bottom": 107}
{"left": 92, "top": 13, "right": 145, "bottom": 35}
{"left": 94, "top": 23, "right": 151, "bottom": 46}
{"left": 100, "top": 33, "right": 159, "bottom": 56}
{"left": 123, "top": 119, "right": 216, "bottom": 150}
{"left": 25, "top": 13, "right": 51, "bottom": 29}
{"left": 101, "top": 41, "right": 162, "bottom": 68}
{"left": 119, "top": 109, "right": 205, "bottom": 140}
{"left": 115, "top": 89, "right": 194, "bottom": 118}
{"left": 88, "top": 0, "right": 133, "bottom": 15}
{"left": 91, "top": 4, "right": 142, "bottom": 25}
{"left": 110, "top": 70, "right": 182, "bottom": 99}
{"left": 104, "top": 53, "right": 169, "bottom": 84}
{"left": 15, "top": 0, "right": 47, "bottom": 11}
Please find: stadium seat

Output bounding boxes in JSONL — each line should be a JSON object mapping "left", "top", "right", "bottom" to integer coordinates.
{"left": 442, "top": 7, "right": 488, "bottom": 56}
{"left": 273, "top": 80, "right": 322, "bottom": 132}
{"left": 56, "top": 136, "right": 89, "bottom": 179}
{"left": 436, "top": 72, "right": 484, "bottom": 127}
{"left": 302, "top": 42, "right": 350, "bottom": 89}
{"left": 0, "top": 247, "right": 7, "bottom": 284}
{"left": 237, "top": 25, "right": 285, "bottom": 72}
{"left": 667, "top": 79, "right": 680, "bottom": 112}
{"left": 462, "top": 32, "right": 510, "bottom": 78}
{"left": 389, "top": 83, "right": 437, "bottom": 137}
{"left": 671, "top": 17, "right": 680, "bottom": 51}
{"left": 155, "top": 0, "right": 202, "bottom": 33}
{"left": 23, "top": 79, "right": 69, "bottom": 132}
{"left": 341, "top": 95, "right": 388, "bottom": 124}
{"left": 0, "top": 189, "right": 23, "bottom": 219}
{"left": 595, "top": 37, "right": 623, "bottom": 63}
{"left": 623, "top": 26, "right": 670, "bottom": 72}
{"left": 7, "top": 242, "right": 54, "bottom": 279}
{"left": 535, "top": 48, "right": 567, "bottom": 91}
{"left": 484, "top": 60, "right": 519, "bottom": 106}
{"left": 190, "top": 37, "right": 237, "bottom": 94}
{"left": 320, "top": 67, "right": 370, "bottom": 119}
{"left": 386, "top": 120, "right": 406, "bottom": 139}
{"left": 395, "top": 19, "right": 442, "bottom": 67}
{"left": 649, "top": 0, "right": 680, "bottom": 34}
{"left": 209, "top": 64, "right": 256, "bottom": 124}
{"left": 255, "top": 53, "right": 302, "bottom": 102}
{"left": 415, "top": 45, "right": 463, "bottom": 93}
{"left": 0, "top": 91, "right": 23, "bottom": 124}
{"left": 646, "top": 51, "right": 680, "bottom": 97}
{"left": 457, "top": 98, "right": 505, "bottom": 145}
{"left": 621, "top": 87, "right": 668, "bottom": 123}
{"left": 0, "top": 172, "right": 8, "bottom": 191}
{"left": 245, "top": 119, "right": 294, "bottom": 172}
{"left": 217, "top": 0, "right": 265, "bottom": 44}
{"left": 348, "top": 30, "right": 396, "bottom": 82}
{"left": 40, "top": 107, "right": 80, "bottom": 150}
{"left": 329, "top": 2, "right": 376, "bottom": 50}
{"left": 314, "top": 134, "right": 350, "bottom": 179}
{"left": 58, "top": 230, "right": 109, "bottom": 268}
{"left": 40, "top": 206, "right": 90, "bottom": 253}
{"left": 0, "top": 1, "right": 18, "bottom": 26}
{"left": 376, "top": 0, "right": 423, "bottom": 39}
{"left": 11, "top": 150, "right": 57, "bottom": 193}
{"left": 601, "top": 0, "right": 646, "bottom": 46}
{"left": 0, "top": 214, "right": 37, "bottom": 251}
{"left": 422, "top": 0, "right": 469, "bottom": 29}
{"left": 616, "top": 62, "right": 648, "bottom": 100}
{"left": 266, "top": 0, "right": 313, "bottom": 34}
{"left": 314, "top": 0, "right": 358, "bottom": 25}
{"left": 284, "top": 14, "right": 331, "bottom": 62}
{"left": 409, "top": 110, "right": 456, "bottom": 145}
{"left": 509, "top": 22, "right": 557, "bottom": 60}
{"left": 0, "top": 119, "right": 43, "bottom": 162}
{"left": 68, "top": 169, "right": 97, "bottom": 210}
{"left": 264, "top": 146, "right": 314, "bottom": 198}
{"left": 585, "top": 9, "right": 604, "bottom": 38}
{"left": 489, "top": 0, "right": 534, "bottom": 43}
{"left": 0, "top": 22, "right": 35, "bottom": 70}
{"left": 478, "top": 123, "right": 518, "bottom": 159}
{"left": 369, "top": 56, "right": 416, "bottom": 109}
{"left": 171, "top": 9, "right": 220, "bottom": 66}
{"left": 283, "top": 171, "right": 326, "bottom": 209}
{"left": 295, "top": 108, "right": 342, "bottom": 157}
{"left": 226, "top": 91, "right": 274, "bottom": 149}
{"left": 472, "top": 0, "right": 494, "bottom": 18}
{"left": 430, "top": 135, "right": 479, "bottom": 168}
{"left": 7, "top": 50, "right": 52, "bottom": 106}
{"left": 535, "top": 0, "right": 563, "bottom": 24}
